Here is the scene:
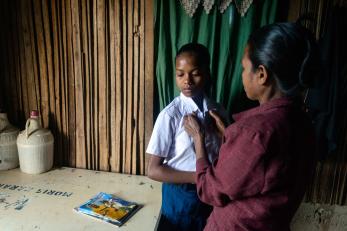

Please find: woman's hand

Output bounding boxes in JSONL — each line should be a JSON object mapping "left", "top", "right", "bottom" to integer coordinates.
{"left": 183, "top": 113, "right": 204, "bottom": 141}
{"left": 209, "top": 110, "right": 225, "bottom": 137}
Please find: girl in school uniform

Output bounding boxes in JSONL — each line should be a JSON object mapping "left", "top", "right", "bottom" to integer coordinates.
{"left": 146, "top": 43, "right": 227, "bottom": 231}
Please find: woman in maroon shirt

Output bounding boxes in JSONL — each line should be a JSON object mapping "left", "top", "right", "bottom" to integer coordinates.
{"left": 184, "top": 22, "right": 320, "bottom": 230}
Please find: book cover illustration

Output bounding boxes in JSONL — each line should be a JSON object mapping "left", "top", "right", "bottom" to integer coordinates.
{"left": 74, "top": 192, "right": 141, "bottom": 226}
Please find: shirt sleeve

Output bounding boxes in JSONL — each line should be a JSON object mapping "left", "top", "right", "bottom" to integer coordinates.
{"left": 196, "top": 124, "right": 266, "bottom": 207}
{"left": 146, "top": 111, "right": 175, "bottom": 157}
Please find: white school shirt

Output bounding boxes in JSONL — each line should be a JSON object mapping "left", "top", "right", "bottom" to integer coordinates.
{"left": 146, "top": 93, "right": 227, "bottom": 171}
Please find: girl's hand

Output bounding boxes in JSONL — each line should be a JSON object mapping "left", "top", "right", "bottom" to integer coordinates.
{"left": 183, "top": 113, "right": 204, "bottom": 141}
{"left": 209, "top": 110, "right": 225, "bottom": 137}
{"left": 184, "top": 113, "right": 206, "bottom": 160}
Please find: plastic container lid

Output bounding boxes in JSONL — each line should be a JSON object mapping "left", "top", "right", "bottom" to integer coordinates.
{"left": 30, "top": 110, "right": 39, "bottom": 118}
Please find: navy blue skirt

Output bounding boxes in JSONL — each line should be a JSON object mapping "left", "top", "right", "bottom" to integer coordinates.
{"left": 156, "top": 183, "right": 212, "bottom": 231}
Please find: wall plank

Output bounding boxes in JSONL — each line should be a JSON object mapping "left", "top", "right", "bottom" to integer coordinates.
{"left": 144, "top": 0, "right": 154, "bottom": 174}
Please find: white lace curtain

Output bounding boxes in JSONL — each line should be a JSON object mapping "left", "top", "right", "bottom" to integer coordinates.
{"left": 179, "top": 0, "right": 253, "bottom": 17}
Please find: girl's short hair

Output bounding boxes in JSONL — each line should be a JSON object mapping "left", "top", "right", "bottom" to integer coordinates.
{"left": 247, "top": 22, "right": 320, "bottom": 96}
{"left": 176, "top": 43, "right": 211, "bottom": 72}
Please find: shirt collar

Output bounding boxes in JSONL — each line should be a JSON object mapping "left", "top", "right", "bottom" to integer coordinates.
{"left": 180, "top": 92, "right": 210, "bottom": 113}
{"left": 233, "top": 97, "right": 296, "bottom": 121}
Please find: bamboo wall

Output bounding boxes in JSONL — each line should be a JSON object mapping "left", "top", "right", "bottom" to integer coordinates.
{"left": 0, "top": 0, "right": 154, "bottom": 175}
{"left": 288, "top": 0, "right": 347, "bottom": 205}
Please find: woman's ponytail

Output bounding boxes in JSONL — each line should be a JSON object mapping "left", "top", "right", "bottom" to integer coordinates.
{"left": 298, "top": 35, "right": 321, "bottom": 90}
{"left": 247, "top": 22, "right": 321, "bottom": 97}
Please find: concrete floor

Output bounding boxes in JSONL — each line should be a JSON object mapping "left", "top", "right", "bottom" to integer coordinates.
{"left": 291, "top": 202, "right": 347, "bottom": 231}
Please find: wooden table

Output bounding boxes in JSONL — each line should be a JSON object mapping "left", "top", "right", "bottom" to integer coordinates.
{"left": 0, "top": 167, "right": 162, "bottom": 231}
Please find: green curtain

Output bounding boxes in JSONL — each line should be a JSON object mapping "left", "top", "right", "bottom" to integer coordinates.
{"left": 154, "top": 0, "right": 278, "bottom": 117}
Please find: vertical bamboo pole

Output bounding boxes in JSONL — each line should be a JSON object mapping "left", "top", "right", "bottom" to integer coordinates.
{"left": 5, "top": 1, "right": 19, "bottom": 123}
{"left": 33, "top": 0, "right": 49, "bottom": 127}
{"left": 109, "top": 0, "right": 117, "bottom": 172}
{"left": 124, "top": 0, "right": 134, "bottom": 174}
{"left": 114, "top": 0, "right": 123, "bottom": 173}
{"left": 144, "top": 0, "right": 154, "bottom": 175}
{"left": 65, "top": 0, "right": 76, "bottom": 167}
{"left": 2, "top": 1, "right": 11, "bottom": 114}
{"left": 28, "top": 0, "right": 41, "bottom": 120}
{"left": 13, "top": 0, "right": 24, "bottom": 124}
{"left": 15, "top": 0, "right": 26, "bottom": 121}
{"left": 0, "top": 1, "right": 4, "bottom": 110}
{"left": 19, "top": 0, "right": 32, "bottom": 120}
{"left": 138, "top": 0, "right": 146, "bottom": 174}
{"left": 60, "top": 0, "right": 69, "bottom": 166}
{"left": 120, "top": 0, "right": 127, "bottom": 173}
{"left": 87, "top": 0, "right": 94, "bottom": 170}
{"left": 97, "top": 0, "right": 109, "bottom": 171}
{"left": 71, "top": 0, "right": 86, "bottom": 168}
{"left": 132, "top": 0, "right": 139, "bottom": 174}
{"left": 2, "top": 1, "right": 10, "bottom": 112}
{"left": 93, "top": 0, "right": 99, "bottom": 170}
{"left": 81, "top": 0, "right": 91, "bottom": 169}
{"left": 51, "top": 0, "right": 63, "bottom": 166}
{"left": 42, "top": 0, "right": 56, "bottom": 130}
{"left": 105, "top": 0, "right": 111, "bottom": 172}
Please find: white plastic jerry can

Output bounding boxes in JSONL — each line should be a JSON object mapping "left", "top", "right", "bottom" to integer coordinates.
{"left": 0, "top": 112, "right": 20, "bottom": 170}
{"left": 17, "top": 110, "right": 54, "bottom": 174}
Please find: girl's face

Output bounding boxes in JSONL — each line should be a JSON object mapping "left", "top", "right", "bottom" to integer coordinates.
{"left": 241, "top": 46, "right": 259, "bottom": 101}
{"left": 175, "top": 53, "right": 206, "bottom": 97}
